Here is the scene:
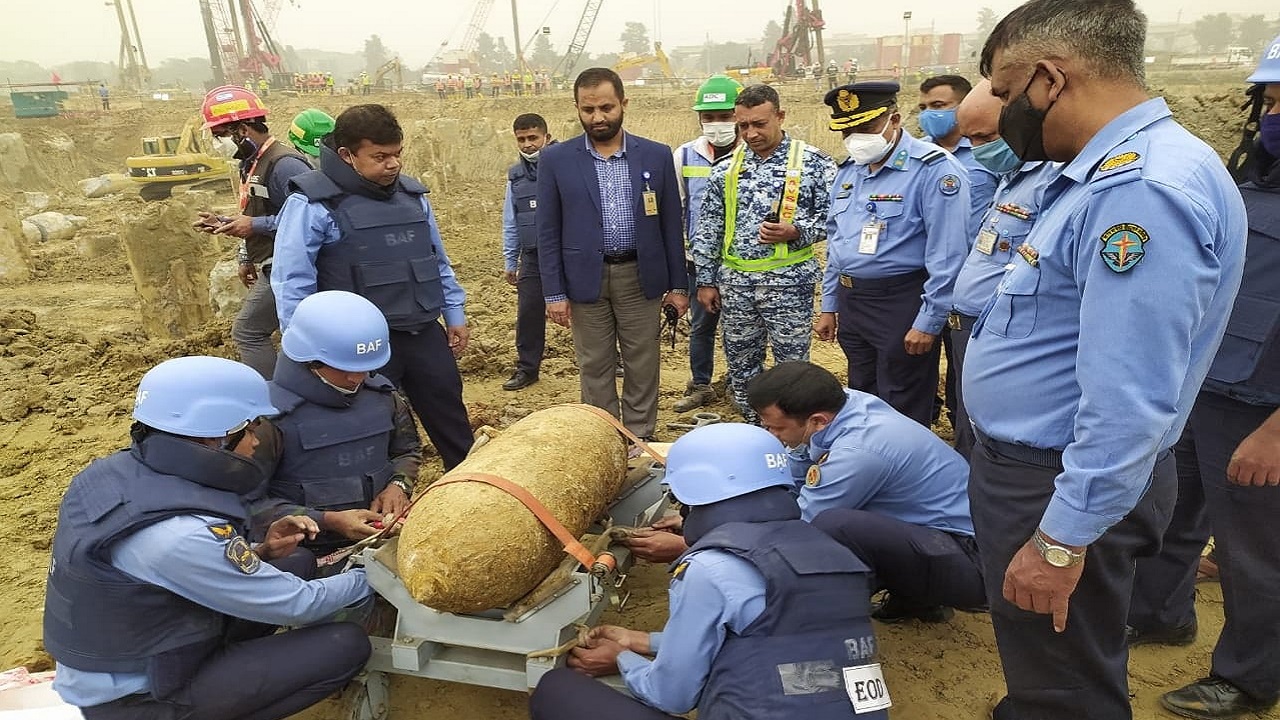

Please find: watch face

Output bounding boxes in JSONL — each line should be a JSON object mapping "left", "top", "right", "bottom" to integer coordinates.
{"left": 1045, "top": 547, "right": 1073, "bottom": 568}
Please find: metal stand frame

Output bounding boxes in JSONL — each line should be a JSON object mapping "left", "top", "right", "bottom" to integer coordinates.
{"left": 346, "top": 464, "right": 669, "bottom": 719}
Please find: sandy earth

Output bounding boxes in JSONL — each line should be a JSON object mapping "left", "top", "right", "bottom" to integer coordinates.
{"left": 0, "top": 77, "right": 1274, "bottom": 719}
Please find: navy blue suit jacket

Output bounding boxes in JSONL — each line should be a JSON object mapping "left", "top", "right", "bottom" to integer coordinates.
{"left": 536, "top": 132, "right": 686, "bottom": 303}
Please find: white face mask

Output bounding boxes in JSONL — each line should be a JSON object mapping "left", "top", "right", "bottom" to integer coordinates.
{"left": 701, "top": 121, "right": 737, "bottom": 148}
{"left": 843, "top": 126, "right": 894, "bottom": 166}
{"left": 519, "top": 149, "right": 541, "bottom": 162}
{"left": 211, "top": 135, "right": 239, "bottom": 159}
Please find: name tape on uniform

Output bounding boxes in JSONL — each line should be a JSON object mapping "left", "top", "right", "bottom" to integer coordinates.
{"left": 843, "top": 662, "right": 892, "bottom": 714}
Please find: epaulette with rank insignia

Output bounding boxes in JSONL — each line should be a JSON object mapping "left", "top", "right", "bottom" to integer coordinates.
{"left": 920, "top": 150, "right": 946, "bottom": 165}
{"left": 1091, "top": 134, "right": 1150, "bottom": 192}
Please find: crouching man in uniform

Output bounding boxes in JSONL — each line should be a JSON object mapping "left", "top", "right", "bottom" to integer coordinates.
{"left": 44, "top": 356, "right": 372, "bottom": 720}
{"left": 529, "top": 423, "right": 891, "bottom": 720}
{"left": 255, "top": 290, "right": 422, "bottom": 554}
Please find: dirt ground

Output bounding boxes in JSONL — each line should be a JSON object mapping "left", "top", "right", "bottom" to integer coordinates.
{"left": 0, "top": 76, "right": 1274, "bottom": 720}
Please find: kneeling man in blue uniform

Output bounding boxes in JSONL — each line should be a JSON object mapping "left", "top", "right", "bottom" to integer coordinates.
{"left": 749, "top": 361, "right": 985, "bottom": 623}
{"left": 256, "top": 290, "right": 422, "bottom": 554}
{"left": 529, "top": 423, "right": 890, "bottom": 720}
{"left": 44, "top": 356, "right": 372, "bottom": 720}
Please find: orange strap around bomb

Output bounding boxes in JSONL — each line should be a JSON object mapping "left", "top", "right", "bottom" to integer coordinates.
{"left": 427, "top": 472, "right": 597, "bottom": 568}
{"left": 568, "top": 403, "right": 667, "bottom": 464}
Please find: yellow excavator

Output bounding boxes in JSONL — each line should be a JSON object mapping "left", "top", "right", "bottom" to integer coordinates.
{"left": 125, "top": 115, "right": 234, "bottom": 201}
{"left": 613, "top": 42, "right": 676, "bottom": 83}
{"left": 373, "top": 57, "right": 404, "bottom": 91}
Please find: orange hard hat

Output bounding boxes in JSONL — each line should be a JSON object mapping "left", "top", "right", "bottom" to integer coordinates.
{"left": 200, "top": 85, "right": 268, "bottom": 129}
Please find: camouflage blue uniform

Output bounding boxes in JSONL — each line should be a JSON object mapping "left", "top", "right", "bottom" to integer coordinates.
{"left": 692, "top": 134, "right": 837, "bottom": 421}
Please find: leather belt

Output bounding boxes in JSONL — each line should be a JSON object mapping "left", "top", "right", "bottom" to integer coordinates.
{"left": 603, "top": 250, "right": 638, "bottom": 264}
{"left": 947, "top": 312, "right": 977, "bottom": 332}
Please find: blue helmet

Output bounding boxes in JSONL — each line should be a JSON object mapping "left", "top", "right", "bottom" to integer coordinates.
{"left": 662, "top": 423, "right": 794, "bottom": 506}
{"left": 1248, "top": 34, "right": 1280, "bottom": 84}
{"left": 133, "top": 356, "right": 278, "bottom": 438}
{"left": 281, "top": 291, "right": 391, "bottom": 372}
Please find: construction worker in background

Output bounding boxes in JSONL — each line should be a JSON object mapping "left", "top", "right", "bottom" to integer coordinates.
{"left": 434, "top": 77, "right": 446, "bottom": 100}
{"left": 690, "top": 84, "right": 836, "bottom": 424}
{"left": 465, "top": 74, "right": 475, "bottom": 99}
{"left": 257, "top": 76, "right": 270, "bottom": 97}
{"left": 44, "top": 355, "right": 372, "bottom": 720}
{"left": 944, "top": 80, "right": 1061, "bottom": 459}
{"left": 272, "top": 104, "right": 475, "bottom": 470}
{"left": 670, "top": 75, "right": 743, "bottom": 414}
{"left": 256, "top": 291, "right": 421, "bottom": 554}
{"left": 97, "top": 82, "right": 110, "bottom": 111}
{"left": 826, "top": 59, "right": 839, "bottom": 90}
{"left": 503, "top": 71, "right": 514, "bottom": 95}
{"left": 529, "top": 423, "right": 888, "bottom": 720}
{"left": 192, "top": 86, "right": 312, "bottom": 381}
{"left": 916, "top": 74, "right": 999, "bottom": 430}
{"left": 816, "top": 81, "right": 970, "bottom": 428}
{"left": 286, "top": 108, "right": 335, "bottom": 165}
{"left": 325, "top": 72, "right": 334, "bottom": 94}
{"left": 490, "top": 71, "right": 501, "bottom": 96}
{"left": 523, "top": 69, "right": 535, "bottom": 95}
{"left": 293, "top": 73, "right": 303, "bottom": 94}
{"left": 360, "top": 71, "right": 370, "bottom": 95}
{"left": 513, "top": 69, "right": 525, "bottom": 97}
{"left": 472, "top": 74, "right": 483, "bottom": 98}
{"left": 1131, "top": 40, "right": 1280, "bottom": 720}
{"left": 500, "top": 113, "right": 556, "bottom": 391}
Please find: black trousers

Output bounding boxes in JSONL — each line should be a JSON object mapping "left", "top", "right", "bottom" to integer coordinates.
{"left": 1131, "top": 391, "right": 1280, "bottom": 702}
{"left": 529, "top": 667, "right": 673, "bottom": 720}
{"left": 381, "top": 323, "right": 473, "bottom": 469}
{"left": 836, "top": 271, "right": 939, "bottom": 427}
{"left": 943, "top": 314, "right": 978, "bottom": 459}
{"left": 970, "top": 436, "right": 1176, "bottom": 720}
{"left": 515, "top": 247, "right": 547, "bottom": 375}
{"left": 811, "top": 508, "right": 986, "bottom": 610}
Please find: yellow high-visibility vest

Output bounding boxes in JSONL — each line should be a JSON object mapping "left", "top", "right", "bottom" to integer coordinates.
{"left": 722, "top": 139, "right": 812, "bottom": 272}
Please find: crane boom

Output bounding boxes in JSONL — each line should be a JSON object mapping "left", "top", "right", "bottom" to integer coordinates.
{"left": 459, "top": 0, "right": 497, "bottom": 55}
{"left": 554, "top": 0, "right": 604, "bottom": 79}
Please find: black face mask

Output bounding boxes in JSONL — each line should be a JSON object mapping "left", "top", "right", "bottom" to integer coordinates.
{"left": 233, "top": 134, "right": 258, "bottom": 161}
{"left": 999, "top": 69, "right": 1056, "bottom": 162}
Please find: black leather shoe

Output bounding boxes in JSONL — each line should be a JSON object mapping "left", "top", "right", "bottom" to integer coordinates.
{"left": 1126, "top": 619, "right": 1197, "bottom": 647}
{"left": 1160, "top": 676, "right": 1277, "bottom": 720}
{"left": 502, "top": 370, "right": 538, "bottom": 391}
{"left": 871, "top": 594, "right": 955, "bottom": 624}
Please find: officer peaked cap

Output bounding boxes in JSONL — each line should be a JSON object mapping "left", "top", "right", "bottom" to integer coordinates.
{"left": 825, "top": 81, "right": 900, "bottom": 131}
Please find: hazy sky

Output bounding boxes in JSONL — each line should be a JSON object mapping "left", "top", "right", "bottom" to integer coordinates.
{"left": 5, "top": 0, "right": 1277, "bottom": 68}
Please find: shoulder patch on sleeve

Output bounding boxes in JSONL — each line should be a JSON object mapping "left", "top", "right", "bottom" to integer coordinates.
{"left": 225, "top": 535, "right": 262, "bottom": 575}
{"left": 206, "top": 523, "right": 236, "bottom": 540}
{"left": 1099, "top": 223, "right": 1149, "bottom": 273}
{"left": 1099, "top": 151, "right": 1141, "bottom": 173}
{"left": 939, "top": 173, "right": 962, "bottom": 196}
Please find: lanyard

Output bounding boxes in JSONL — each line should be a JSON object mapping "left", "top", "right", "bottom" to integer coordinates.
{"left": 237, "top": 136, "right": 277, "bottom": 212}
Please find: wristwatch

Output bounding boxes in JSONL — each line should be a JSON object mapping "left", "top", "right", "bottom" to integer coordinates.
{"left": 389, "top": 475, "right": 413, "bottom": 495}
{"left": 1033, "top": 530, "right": 1085, "bottom": 568}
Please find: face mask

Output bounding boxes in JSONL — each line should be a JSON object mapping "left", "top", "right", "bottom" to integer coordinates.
{"left": 211, "top": 135, "right": 239, "bottom": 159}
{"left": 999, "top": 71, "right": 1056, "bottom": 162}
{"left": 918, "top": 108, "right": 957, "bottom": 140}
{"left": 971, "top": 137, "right": 1023, "bottom": 175}
{"left": 233, "top": 136, "right": 258, "bottom": 161}
{"left": 314, "top": 369, "right": 362, "bottom": 395}
{"left": 701, "top": 121, "right": 737, "bottom": 148}
{"left": 844, "top": 126, "right": 894, "bottom": 166}
{"left": 1260, "top": 113, "right": 1280, "bottom": 159}
{"left": 520, "top": 149, "right": 541, "bottom": 162}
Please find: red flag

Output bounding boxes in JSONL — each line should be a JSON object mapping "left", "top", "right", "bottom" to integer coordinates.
{"left": 50, "top": 71, "right": 62, "bottom": 84}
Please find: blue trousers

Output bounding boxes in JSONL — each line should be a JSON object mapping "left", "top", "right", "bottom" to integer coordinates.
{"left": 686, "top": 263, "right": 720, "bottom": 386}
{"left": 835, "top": 270, "right": 938, "bottom": 427}
{"left": 515, "top": 247, "right": 547, "bottom": 375}
{"left": 530, "top": 667, "right": 673, "bottom": 720}
{"left": 381, "top": 324, "right": 473, "bottom": 469}
{"left": 970, "top": 435, "right": 1176, "bottom": 720}
{"left": 811, "top": 508, "right": 986, "bottom": 610}
{"left": 1131, "top": 391, "right": 1280, "bottom": 702}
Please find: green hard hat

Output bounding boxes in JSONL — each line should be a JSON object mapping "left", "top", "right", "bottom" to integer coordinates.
{"left": 288, "top": 108, "right": 335, "bottom": 157}
{"left": 692, "top": 75, "right": 742, "bottom": 111}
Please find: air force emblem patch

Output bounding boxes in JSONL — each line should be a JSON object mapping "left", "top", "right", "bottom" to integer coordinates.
{"left": 225, "top": 536, "right": 261, "bottom": 575}
{"left": 1099, "top": 223, "right": 1148, "bottom": 273}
